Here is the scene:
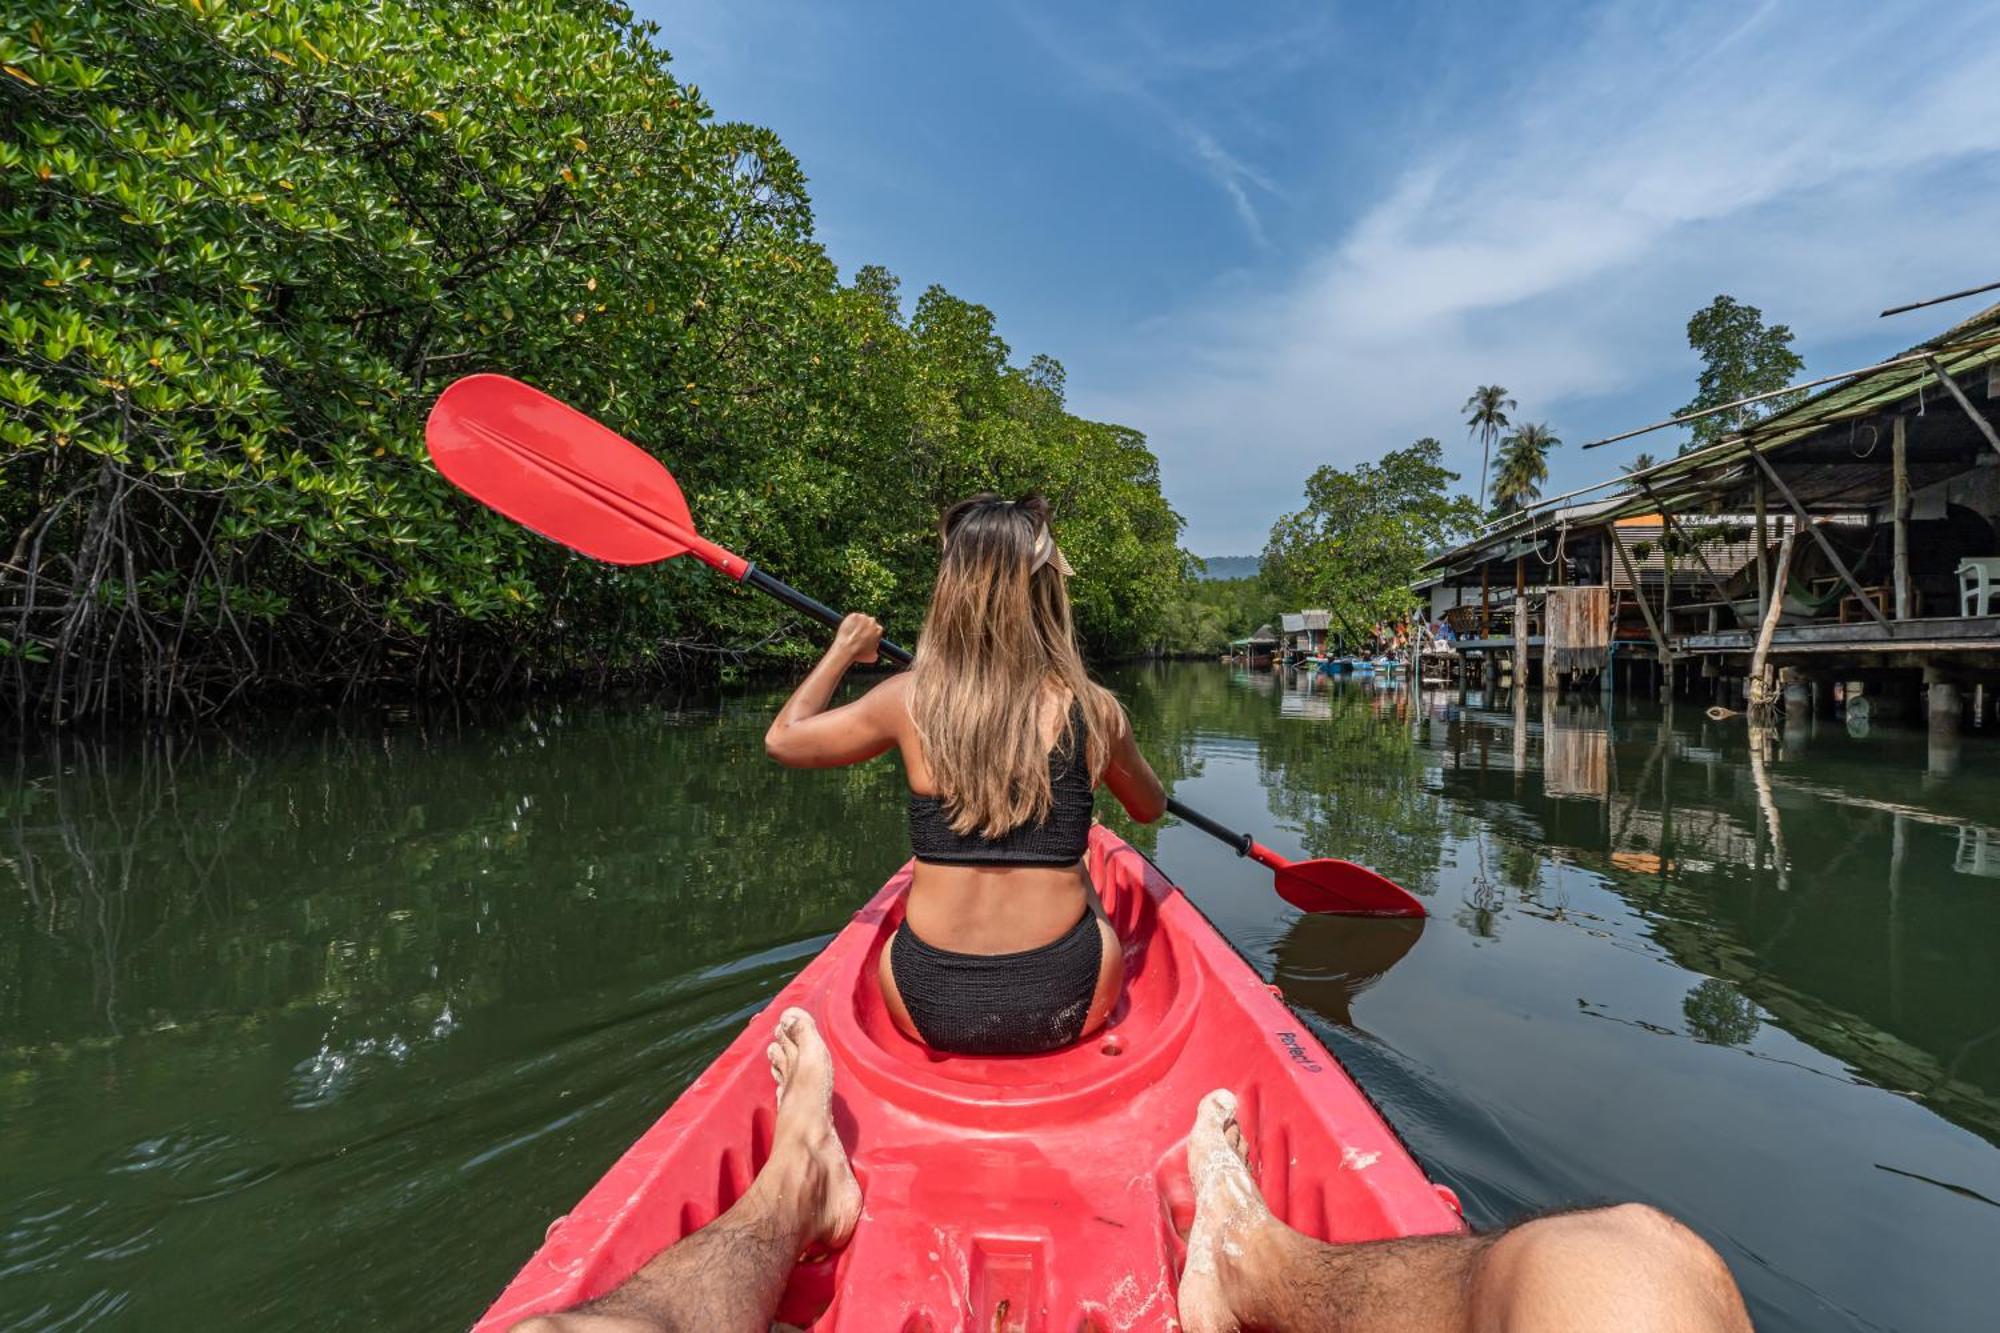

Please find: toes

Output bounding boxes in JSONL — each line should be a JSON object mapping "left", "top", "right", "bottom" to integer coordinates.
{"left": 776, "top": 1006, "right": 813, "bottom": 1042}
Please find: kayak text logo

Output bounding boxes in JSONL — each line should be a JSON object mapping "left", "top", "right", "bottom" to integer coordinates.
{"left": 1276, "top": 1031, "right": 1322, "bottom": 1073}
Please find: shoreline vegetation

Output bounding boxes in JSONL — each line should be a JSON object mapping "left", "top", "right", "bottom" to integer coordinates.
{"left": 2, "top": 1, "right": 1192, "bottom": 728}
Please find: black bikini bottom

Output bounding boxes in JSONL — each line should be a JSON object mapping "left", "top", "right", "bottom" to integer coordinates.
{"left": 889, "top": 909, "right": 1103, "bottom": 1056}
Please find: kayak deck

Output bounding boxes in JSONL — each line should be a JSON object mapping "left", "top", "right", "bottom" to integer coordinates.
{"left": 474, "top": 828, "right": 1462, "bottom": 1332}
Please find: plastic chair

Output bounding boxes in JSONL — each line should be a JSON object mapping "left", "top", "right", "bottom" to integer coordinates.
{"left": 1959, "top": 557, "right": 2000, "bottom": 616}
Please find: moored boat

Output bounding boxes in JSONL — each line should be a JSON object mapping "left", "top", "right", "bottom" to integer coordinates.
{"left": 474, "top": 827, "right": 1463, "bottom": 1332}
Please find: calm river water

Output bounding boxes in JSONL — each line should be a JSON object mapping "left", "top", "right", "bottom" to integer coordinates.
{"left": 4, "top": 663, "right": 1999, "bottom": 1331}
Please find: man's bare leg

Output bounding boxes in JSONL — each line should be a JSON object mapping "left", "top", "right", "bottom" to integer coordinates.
{"left": 1177, "top": 1089, "right": 1752, "bottom": 1333}
{"left": 512, "top": 1008, "right": 862, "bottom": 1333}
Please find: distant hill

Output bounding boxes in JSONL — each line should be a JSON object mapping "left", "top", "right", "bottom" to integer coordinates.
{"left": 1196, "top": 555, "right": 1260, "bottom": 581}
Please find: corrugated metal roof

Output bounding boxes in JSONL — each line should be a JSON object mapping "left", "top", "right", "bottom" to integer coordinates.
{"left": 1586, "top": 298, "right": 2000, "bottom": 522}
{"left": 1420, "top": 496, "right": 1632, "bottom": 574}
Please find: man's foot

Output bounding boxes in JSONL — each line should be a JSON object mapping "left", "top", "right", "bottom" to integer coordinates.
{"left": 1177, "top": 1089, "right": 1279, "bottom": 1333}
{"left": 762, "top": 1007, "right": 862, "bottom": 1251}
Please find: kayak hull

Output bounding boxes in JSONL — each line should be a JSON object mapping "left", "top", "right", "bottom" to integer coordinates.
{"left": 473, "top": 827, "right": 1462, "bottom": 1332}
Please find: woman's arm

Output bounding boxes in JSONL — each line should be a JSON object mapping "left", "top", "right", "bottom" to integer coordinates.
{"left": 764, "top": 613, "right": 904, "bottom": 769}
{"left": 1100, "top": 704, "right": 1168, "bottom": 824}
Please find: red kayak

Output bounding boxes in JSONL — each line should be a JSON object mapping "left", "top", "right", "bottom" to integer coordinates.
{"left": 473, "top": 828, "right": 1464, "bottom": 1331}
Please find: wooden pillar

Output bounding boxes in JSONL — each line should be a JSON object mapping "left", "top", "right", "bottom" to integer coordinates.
{"left": 1748, "top": 534, "right": 1796, "bottom": 711}
{"left": 1754, "top": 471, "right": 1770, "bottom": 622}
{"left": 1892, "top": 413, "right": 1911, "bottom": 620}
{"left": 1928, "top": 668, "right": 1962, "bottom": 777}
{"left": 1480, "top": 562, "right": 1491, "bottom": 640}
{"left": 1514, "top": 594, "right": 1529, "bottom": 692}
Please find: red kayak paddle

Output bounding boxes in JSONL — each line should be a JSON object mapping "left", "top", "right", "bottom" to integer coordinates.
{"left": 426, "top": 374, "right": 915, "bottom": 666}
{"left": 423, "top": 373, "right": 1423, "bottom": 919}
{"left": 1166, "top": 799, "right": 1425, "bottom": 918}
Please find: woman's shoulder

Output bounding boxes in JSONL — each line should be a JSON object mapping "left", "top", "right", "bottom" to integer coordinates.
{"left": 1064, "top": 678, "right": 1128, "bottom": 736}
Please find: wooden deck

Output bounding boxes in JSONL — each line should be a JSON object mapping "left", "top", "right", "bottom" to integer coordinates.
{"left": 1678, "top": 613, "right": 2000, "bottom": 655}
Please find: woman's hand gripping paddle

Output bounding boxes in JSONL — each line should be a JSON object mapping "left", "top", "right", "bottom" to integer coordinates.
{"left": 1165, "top": 799, "right": 1426, "bottom": 918}
{"left": 424, "top": 373, "right": 1421, "bottom": 917}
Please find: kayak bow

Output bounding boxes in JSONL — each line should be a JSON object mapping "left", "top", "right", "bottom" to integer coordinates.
{"left": 473, "top": 828, "right": 1463, "bottom": 1332}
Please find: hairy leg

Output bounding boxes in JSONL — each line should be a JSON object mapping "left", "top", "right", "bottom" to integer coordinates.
{"left": 511, "top": 1008, "right": 861, "bottom": 1333}
{"left": 1177, "top": 1089, "right": 1751, "bottom": 1333}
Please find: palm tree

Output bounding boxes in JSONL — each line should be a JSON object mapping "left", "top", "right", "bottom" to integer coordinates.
{"left": 1490, "top": 422, "right": 1559, "bottom": 515}
{"left": 1622, "top": 451, "right": 1657, "bottom": 476}
{"left": 1462, "top": 385, "right": 1515, "bottom": 511}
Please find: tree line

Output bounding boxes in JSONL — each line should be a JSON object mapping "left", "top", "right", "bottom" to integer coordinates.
{"left": 1246, "top": 294, "right": 1804, "bottom": 644}
{"left": 0, "top": 0, "right": 1189, "bottom": 726}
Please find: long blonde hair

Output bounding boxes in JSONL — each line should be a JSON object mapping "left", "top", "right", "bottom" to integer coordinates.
{"left": 910, "top": 493, "right": 1121, "bottom": 838}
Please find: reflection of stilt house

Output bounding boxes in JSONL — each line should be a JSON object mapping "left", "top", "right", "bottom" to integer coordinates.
{"left": 1416, "top": 300, "right": 2000, "bottom": 740}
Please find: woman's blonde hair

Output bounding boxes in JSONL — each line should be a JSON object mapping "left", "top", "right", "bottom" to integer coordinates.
{"left": 910, "top": 493, "right": 1122, "bottom": 839}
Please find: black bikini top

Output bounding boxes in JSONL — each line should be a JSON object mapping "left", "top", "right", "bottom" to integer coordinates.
{"left": 908, "top": 701, "right": 1093, "bottom": 867}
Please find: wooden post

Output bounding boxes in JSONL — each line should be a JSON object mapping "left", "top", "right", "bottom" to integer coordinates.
{"left": 1640, "top": 487, "right": 1733, "bottom": 601}
{"left": 1749, "top": 449, "right": 1893, "bottom": 633}
{"left": 1748, "top": 534, "right": 1796, "bottom": 710}
{"left": 1515, "top": 594, "right": 1529, "bottom": 692}
{"left": 1611, "top": 529, "right": 1672, "bottom": 664}
{"left": 1480, "top": 561, "right": 1491, "bottom": 640}
{"left": 1925, "top": 356, "right": 2000, "bottom": 459}
{"left": 1754, "top": 471, "right": 1770, "bottom": 622}
{"left": 1892, "top": 413, "right": 1911, "bottom": 620}
{"left": 1515, "top": 555, "right": 1525, "bottom": 597}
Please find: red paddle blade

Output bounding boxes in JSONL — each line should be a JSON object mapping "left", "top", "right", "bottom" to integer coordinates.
{"left": 426, "top": 374, "right": 697, "bottom": 566}
{"left": 1274, "top": 859, "right": 1427, "bottom": 918}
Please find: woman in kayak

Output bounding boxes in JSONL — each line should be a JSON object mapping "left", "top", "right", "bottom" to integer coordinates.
{"left": 763, "top": 492, "right": 1167, "bottom": 1055}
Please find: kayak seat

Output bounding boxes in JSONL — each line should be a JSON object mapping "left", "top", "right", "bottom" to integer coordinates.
{"left": 824, "top": 837, "right": 1204, "bottom": 1129}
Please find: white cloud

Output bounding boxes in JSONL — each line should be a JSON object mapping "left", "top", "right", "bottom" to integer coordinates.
{"left": 1074, "top": 2, "right": 2000, "bottom": 552}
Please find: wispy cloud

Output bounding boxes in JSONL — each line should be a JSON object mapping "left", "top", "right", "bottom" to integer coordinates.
{"left": 1011, "top": 5, "right": 1309, "bottom": 247}
{"left": 1076, "top": 1, "right": 2000, "bottom": 551}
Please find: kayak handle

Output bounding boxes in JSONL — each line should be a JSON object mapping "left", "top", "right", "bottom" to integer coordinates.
{"left": 743, "top": 564, "right": 913, "bottom": 667}
{"left": 1165, "top": 797, "right": 1253, "bottom": 857}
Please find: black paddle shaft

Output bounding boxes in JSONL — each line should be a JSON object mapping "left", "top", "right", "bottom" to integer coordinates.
{"left": 1165, "top": 797, "right": 1255, "bottom": 858}
{"left": 742, "top": 564, "right": 913, "bottom": 667}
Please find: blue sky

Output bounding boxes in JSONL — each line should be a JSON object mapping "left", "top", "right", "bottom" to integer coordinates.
{"left": 637, "top": 1, "right": 2000, "bottom": 555}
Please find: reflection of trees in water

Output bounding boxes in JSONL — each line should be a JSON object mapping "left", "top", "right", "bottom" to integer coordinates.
{"left": 1, "top": 696, "right": 908, "bottom": 1057}
{"left": 1247, "top": 684, "right": 1458, "bottom": 899}
{"left": 1683, "top": 978, "right": 1761, "bottom": 1047}
{"left": 1456, "top": 835, "right": 1505, "bottom": 939}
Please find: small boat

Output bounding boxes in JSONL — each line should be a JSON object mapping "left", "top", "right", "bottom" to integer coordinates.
{"left": 474, "top": 829, "right": 1463, "bottom": 1332}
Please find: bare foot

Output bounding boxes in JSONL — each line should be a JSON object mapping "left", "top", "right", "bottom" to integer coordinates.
{"left": 1177, "top": 1089, "right": 1278, "bottom": 1333}
{"left": 763, "top": 1007, "right": 862, "bottom": 1251}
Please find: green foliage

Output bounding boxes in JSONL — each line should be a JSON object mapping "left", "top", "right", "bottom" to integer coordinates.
{"left": 0, "top": 1, "right": 1185, "bottom": 722}
{"left": 1151, "top": 574, "right": 1288, "bottom": 656}
{"left": 1676, "top": 294, "right": 1805, "bottom": 453}
{"left": 1260, "top": 439, "right": 1480, "bottom": 642}
{"left": 1489, "top": 421, "right": 1560, "bottom": 516}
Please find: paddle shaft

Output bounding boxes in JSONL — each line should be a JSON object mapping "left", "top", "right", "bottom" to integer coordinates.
{"left": 1165, "top": 797, "right": 1285, "bottom": 869}
{"left": 742, "top": 565, "right": 913, "bottom": 667}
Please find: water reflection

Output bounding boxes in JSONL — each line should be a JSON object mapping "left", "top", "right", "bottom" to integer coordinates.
{"left": 5, "top": 667, "right": 2000, "bottom": 1332}
{"left": 1182, "top": 664, "right": 2000, "bottom": 1331}
{"left": 1269, "top": 914, "right": 1425, "bottom": 1028}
